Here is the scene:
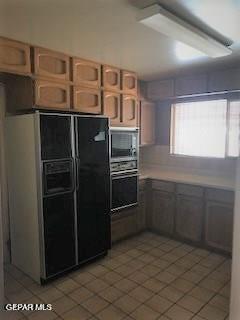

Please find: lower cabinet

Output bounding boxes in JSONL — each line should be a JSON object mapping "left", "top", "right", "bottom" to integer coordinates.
{"left": 175, "top": 195, "right": 203, "bottom": 242}
{"left": 111, "top": 208, "right": 137, "bottom": 243}
{"left": 152, "top": 190, "right": 175, "bottom": 235}
{"left": 137, "top": 182, "right": 147, "bottom": 232}
{"left": 205, "top": 188, "right": 234, "bottom": 253}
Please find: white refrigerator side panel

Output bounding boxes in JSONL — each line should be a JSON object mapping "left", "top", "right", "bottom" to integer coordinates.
{"left": 5, "top": 114, "right": 41, "bottom": 283}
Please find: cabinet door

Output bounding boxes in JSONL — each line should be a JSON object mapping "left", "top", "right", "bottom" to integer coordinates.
{"left": 205, "top": 201, "right": 233, "bottom": 252}
{"left": 111, "top": 209, "right": 137, "bottom": 243}
{"left": 33, "top": 47, "right": 70, "bottom": 81}
{"left": 102, "top": 65, "right": 120, "bottom": 91}
{"left": 102, "top": 91, "right": 121, "bottom": 126}
{"left": 34, "top": 80, "right": 70, "bottom": 109}
{"left": 73, "top": 86, "right": 101, "bottom": 114}
{"left": 152, "top": 190, "right": 175, "bottom": 235}
{"left": 176, "top": 195, "right": 203, "bottom": 242}
{"left": 73, "top": 58, "right": 101, "bottom": 88}
{"left": 0, "top": 38, "right": 31, "bottom": 75}
{"left": 122, "top": 94, "right": 138, "bottom": 127}
{"left": 122, "top": 70, "right": 137, "bottom": 95}
{"left": 140, "top": 100, "right": 155, "bottom": 145}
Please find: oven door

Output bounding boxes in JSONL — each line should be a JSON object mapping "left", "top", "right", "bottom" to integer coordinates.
{"left": 111, "top": 129, "right": 138, "bottom": 162}
{"left": 111, "top": 173, "right": 138, "bottom": 212}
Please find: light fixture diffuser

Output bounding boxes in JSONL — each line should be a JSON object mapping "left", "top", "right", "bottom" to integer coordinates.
{"left": 137, "top": 4, "right": 232, "bottom": 58}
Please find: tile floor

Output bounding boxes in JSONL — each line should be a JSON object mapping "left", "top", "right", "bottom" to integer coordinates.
{"left": 2, "top": 232, "right": 231, "bottom": 320}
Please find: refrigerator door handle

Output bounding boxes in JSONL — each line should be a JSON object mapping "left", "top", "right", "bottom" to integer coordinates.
{"left": 75, "top": 157, "right": 80, "bottom": 191}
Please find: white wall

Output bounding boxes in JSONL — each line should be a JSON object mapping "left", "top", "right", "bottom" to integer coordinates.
{"left": 230, "top": 157, "right": 240, "bottom": 320}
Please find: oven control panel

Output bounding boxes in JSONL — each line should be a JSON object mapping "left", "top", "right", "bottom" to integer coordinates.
{"left": 111, "top": 160, "right": 137, "bottom": 173}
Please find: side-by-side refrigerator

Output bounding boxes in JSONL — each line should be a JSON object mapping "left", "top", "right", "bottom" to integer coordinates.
{"left": 5, "top": 112, "right": 110, "bottom": 283}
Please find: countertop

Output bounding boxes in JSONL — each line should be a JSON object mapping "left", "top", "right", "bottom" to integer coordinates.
{"left": 139, "top": 166, "right": 236, "bottom": 191}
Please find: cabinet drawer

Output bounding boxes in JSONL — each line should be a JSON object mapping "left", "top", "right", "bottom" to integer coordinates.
{"left": 33, "top": 47, "right": 70, "bottom": 81}
{"left": 73, "top": 86, "right": 101, "bottom": 114}
{"left": 102, "top": 65, "right": 120, "bottom": 91}
{"left": 111, "top": 210, "right": 137, "bottom": 243}
{"left": 0, "top": 37, "right": 31, "bottom": 75}
{"left": 177, "top": 184, "right": 204, "bottom": 198}
{"left": 102, "top": 91, "right": 121, "bottom": 125}
{"left": 122, "top": 70, "right": 137, "bottom": 95}
{"left": 152, "top": 180, "right": 175, "bottom": 193}
{"left": 34, "top": 80, "right": 70, "bottom": 109}
{"left": 72, "top": 58, "right": 101, "bottom": 88}
{"left": 122, "top": 94, "right": 138, "bottom": 127}
{"left": 206, "top": 188, "right": 234, "bottom": 204}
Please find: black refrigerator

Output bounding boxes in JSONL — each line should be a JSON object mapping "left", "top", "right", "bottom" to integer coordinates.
{"left": 40, "top": 113, "right": 110, "bottom": 279}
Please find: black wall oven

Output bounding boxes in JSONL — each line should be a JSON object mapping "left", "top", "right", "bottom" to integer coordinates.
{"left": 111, "top": 172, "right": 138, "bottom": 212}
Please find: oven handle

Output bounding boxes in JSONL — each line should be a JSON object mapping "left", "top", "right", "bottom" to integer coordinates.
{"left": 111, "top": 172, "right": 139, "bottom": 179}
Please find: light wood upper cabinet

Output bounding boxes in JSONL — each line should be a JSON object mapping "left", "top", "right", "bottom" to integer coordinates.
{"left": 102, "top": 65, "right": 120, "bottom": 91}
{"left": 175, "top": 74, "right": 208, "bottom": 96}
{"left": 122, "top": 94, "right": 138, "bottom": 127}
{"left": 0, "top": 38, "right": 31, "bottom": 75}
{"left": 34, "top": 79, "right": 70, "bottom": 109}
{"left": 102, "top": 91, "right": 121, "bottom": 126}
{"left": 33, "top": 47, "right": 70, "bottom": 82}
{"left": 140, "top": 100, "right": 155, "bottom": 146}
{"left": 73, "top": 86, "right": 101, "bottom": 114}
{"left": 122, "top": 70, "right": 137, "bottom": 95}
{"left": 72, "top": 58, "right": 101, "bottom": 88}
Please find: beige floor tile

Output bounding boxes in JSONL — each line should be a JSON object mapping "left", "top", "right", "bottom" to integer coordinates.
{"left": 7, "top": 287, "right": 33, "bottom": 303}
{"left": 177, "top": 295, "right": 206, "bottom": 313}
{"left": 167, "top": 264, "right": 187, "bottom": 277}
{"left": 100, "top": 270, "right": 122, "bottom": 285}
{"left": 126, "top": 260, "right": 145, "bottom": 271}
{"left": 101, "top": 258, "right": 122, "bottom": 270}
{"left": 71, "top": 271, "right": 96, "bottom": 285}
{"left": 159, "top": 286, "right": 184, "bottom": 303}
{"left": 54, "top": 278, "right": 79, "bottom": 294}
{"left": 115, "top": 254, "right": 133, "bottom": 264}
{"left": 198, "top": 304, "right": 227, "bottom": 320}
{"left": 85, "top": 278, "right": 109, "bottom": 293}
{"left": 114, "top": 279, "right": 138, "bottom": 293}
{"left": 140, "top": 265, "right": 160, "bottom": 277}
{"left": 191, "top": 316, "right": 206, "bottom": 320}
{"left": 128, "top": 271, "right": 150, "bottom": 284}
{"left": 27, "top": 283, "right": 53, "bottom": 296}
{"left": 199, "top": 278, "right": 225, "bottom": 293}
{"left": 137, "top": 244, "right": 154, "bottom": 253}
{"left": 142, "top": 278, "right": 165, "bottom": 293}
{"left": 114, "top": 295, "right": 141, "bottom": 314}
{"left": 145, "top": 294, "right": 173, "bottom": 314}
{"left": 96, "top": 305, "right": 126, "bottom": 320}
{"left": 165, "top": 304, "right": 194, "bottom": 320}
{"left": 219, "top": 283, "right": 231, "bottom": 298}
{"left": 192, "top": 248, "right": 210, "bottom": 258}
{"left": 185, "top": 254, "right": 202, "bottom": 263}
{"left": 27, "top": 310, "right": 58, "bottom": 320}
{"left": 158, "top": 316, "right": 171, "bottom": 320}
{"left": 152, "top": 259, "right": 171, "bottom": 270}
{"left": 20, "top": 296, "right": 44, "bottom": 316}
{"left": 115, "top": 265, "right": 136, "bottom": 277}
{"left": 181, "top": 270, "right": 205, "bottom": 284}
{"left": 129, "top": 286, "right": 154, "bottom": 303}
{"left": 81, "top": 295, "right": 109, "bottom": 314}
{"left": 98, "top": 286, "right": 123, "bottom": 303}
{"left": 191, "top": 265, "right": 211, "bottom": 277}
{"left": 86, "top": 265, "right": 109, "bottom": 277}
{"left": 38, "top": 287, "right": 64, "bottom": 303}
{"left": 175, "top": 257, "right": 196, "bottom": 269}
{"left": 149, "top": 248, "right": 165, "bottom": 258}
{"left": 62, "top": 305, "right": 91, "bottom": 320}
{"left": 68, "top": 287, "right": 94, "bottom": 304}
{"left": 156, "top": 271, "right": 177, "bottom": 284}
{"left": 162, "top": 253, "right": 180, "bottom": 263}
{"left": 209, "top": 294, "right": 230, "bottom": 312}
{"left": 0, "top": 310, "right": 24, "bottom": 320}
{"left": 130, "top": 304, "right": 159, "bottom": 320}
{"left": 126, "top": 249, "right": 144, "bottom": 258}
{"left": 137, "top": 254, "right": 155, "bottom": 264}
{"left": 158, "top": 244, "right": 174, "bottom": 253}
{"left": 51, "top": 296, "right": 77, "bottom": 315}
{"left": 171, "top": 278, "right": 194, "bottom": 293}
{"left": 189, "top": 286, "right": 215, "bottom": 303}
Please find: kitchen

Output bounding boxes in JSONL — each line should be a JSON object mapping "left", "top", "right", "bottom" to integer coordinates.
{"left": 0, "top": 1, "right": 240, "bottom": 319}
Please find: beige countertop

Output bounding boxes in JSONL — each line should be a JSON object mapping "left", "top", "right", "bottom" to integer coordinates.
{"left": 140, "top": 166, "right": 236, "bottom": 191}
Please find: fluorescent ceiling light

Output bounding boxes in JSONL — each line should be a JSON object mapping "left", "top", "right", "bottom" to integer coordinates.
{"left": 175, "top": 42, "right": 207, "bottom": 61}
{"left": 138, "top": 4, "right": 232, "bottom": 58}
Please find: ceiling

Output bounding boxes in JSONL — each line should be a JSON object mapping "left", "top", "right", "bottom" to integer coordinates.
{"left": 0, "top": 0, "right": 240, "bottom": 80}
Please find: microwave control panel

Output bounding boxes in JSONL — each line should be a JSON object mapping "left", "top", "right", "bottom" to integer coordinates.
{"left": 111, "top": 160, "right": 137, "bottom": 173}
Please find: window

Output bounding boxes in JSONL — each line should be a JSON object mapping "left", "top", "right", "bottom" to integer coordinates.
{"left": 170, "top": 99, "right": 240, "bottom": 158}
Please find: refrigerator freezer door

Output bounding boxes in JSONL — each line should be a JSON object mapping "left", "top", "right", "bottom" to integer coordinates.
{"left": 75, "top": 117, "right": 110, "bottom": 263}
